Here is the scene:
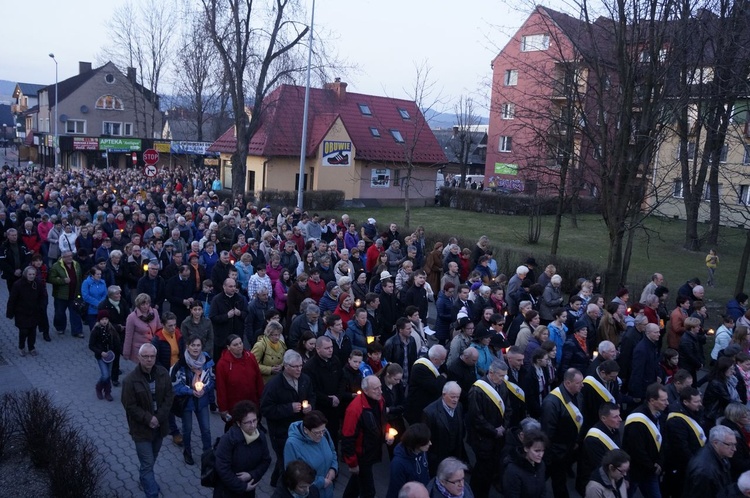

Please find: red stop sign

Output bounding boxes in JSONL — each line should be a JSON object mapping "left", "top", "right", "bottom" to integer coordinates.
{"left": 143, "top": 149, "right": 159, "bottom": 165}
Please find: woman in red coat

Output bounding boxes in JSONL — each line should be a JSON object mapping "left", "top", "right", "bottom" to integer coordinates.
{"left": 215, "top": 334, "right": 264, "bottom": 431}
{"left": 334, "top": 293, "right": 356, "bottom": 330}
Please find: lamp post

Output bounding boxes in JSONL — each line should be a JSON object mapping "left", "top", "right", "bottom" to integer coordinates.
{"left": 296, "top": 0, "right": 315, "bottom": 209}
{"left": 49, "top": 53, "right": 58, "bottom": 169}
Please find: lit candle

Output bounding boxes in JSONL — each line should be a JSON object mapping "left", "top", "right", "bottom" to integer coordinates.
{"left": 387, "top": 427, "right": 398, "bottom": 439}
{"left": 592, "top": 351, "right": 599, "bottom": 359}
{"left": 301, "top": 400, "right": 309, "bottom": 409}
{"left": 366, "top": 336, "right": 375, "bottom": 344}
{"left": 356, "top": 390, "right": 362, "bottom": 395}
{"left": 355, "top": 299, "right": 362, "bottom": 308}
{"left": 707, "top": 329, "right": 715, "bottom": 336}
{"left": 627, "top": 307, "right": 631, "bottom": 314}
{"left": 142, "top": 264, "right": 149, "bottom": 272}
{"left": 194, "top": 381, "right": 204, "bottom": 392}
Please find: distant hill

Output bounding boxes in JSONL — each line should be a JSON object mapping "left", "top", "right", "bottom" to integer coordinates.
{"left": 0, "top": 80, "right": 16, "bottom": 105}
{"left": 424, "top": 110, "right": 489, "bottom": 130}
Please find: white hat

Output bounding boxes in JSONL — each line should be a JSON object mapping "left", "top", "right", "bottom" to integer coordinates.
{"left": 516, "top": 265, "right": 529, "bottom": 275}
{"left": 380, "top": 270, "right": 393, "bottom": 280}
{"left": 367, "top": 218, "right": 376, "bottom": 224}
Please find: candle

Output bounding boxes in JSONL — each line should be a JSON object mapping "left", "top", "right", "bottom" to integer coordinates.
{"left": 627, "top": 307, "right": 631, "bottom": 314}
{"left": 387, "top": 427, "right": 398, "bottom": 439}
{"left": 357, "top": 390, "right": 362, "bottom": 395}
{"left": 301, "top": 400, "right": 309, "bottom": 409}
{"left": 355, "top": 299, "right": 362, "bottom": 308}
{"left": 366, "top": 336, "right": 375, "bottom": 344}
{"left": 592, "top": 351, "right": 599, "bottom": 359}
{"left": 142, "top": 264, "right": 149, "bottom": 272}
{"left": 194, "top": 381, "right": 204, "bottom": 392}
{"left": 707, "top": 329, "right": 715, "bottom": 336}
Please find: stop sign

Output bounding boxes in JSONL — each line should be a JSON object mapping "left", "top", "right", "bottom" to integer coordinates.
{"left": 143, "top": 149, "right": 159, "bottom": 165}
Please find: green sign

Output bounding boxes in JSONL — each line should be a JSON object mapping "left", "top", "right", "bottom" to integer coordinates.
{"left": 494, "top": 163, "right": 518, "bottom": 175}
{"left": 99, "top": 138, "right": 142, "bottom": 152}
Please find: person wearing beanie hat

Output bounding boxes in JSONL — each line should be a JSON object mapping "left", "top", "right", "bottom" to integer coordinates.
{"left": 447, "top": 315, "right": 476, "bottom": 366}
{"left": 561, "top": 319, "right": 591, "bottom": 374}
{"left": 89, "top": 308, "right": 120, "bottom": 401}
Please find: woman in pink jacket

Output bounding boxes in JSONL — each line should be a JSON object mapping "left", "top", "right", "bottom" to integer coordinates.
{"left": 123, "top": 293, "right": 162, "bottom": 361}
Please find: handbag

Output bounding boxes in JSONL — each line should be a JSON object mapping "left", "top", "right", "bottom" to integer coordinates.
{"left": 200, "top": 437, "right": 222, "bottom": 487}
{"left": 72, "top": 296, "right": 88, "bottom": 316}
{"left": 170, "top": 395, "right": 189, "bottom": 417}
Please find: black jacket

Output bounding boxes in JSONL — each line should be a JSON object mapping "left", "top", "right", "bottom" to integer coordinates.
{"left": 581, "top": 372, "right": 620, "bottom": 436}
{"left": 136, "top": 275, "right": 166, "bottom": 309}
{"left": 579, "top": 421, "right": 621, "bottom": 491}
{"left": 522, "top": 364, "right": 551, "bottom": 419}
{"left": 663, "top": 404, "right": 705, "bottom": 474}
{"left": 401, "top": 284, "right": 429, "bottom": 322}
{"left": 97, "top": 297, "right": 130, "bottom": 330}
{"left": 683, "top": 445, "right": 733, "bottom": 498}
{"left": 214, "top": 425, "right": 272, "bottom": 498}
{"left": 704, "top": 378, "right": 739, "bottom": 423}
{"left": 260, "top": 371, "right": 316, "bottom": 444}
{"left": 0, "top": 240, "right": 31, "bottom": 280}
{"left": 502, "top": 447, "right": 547, "bottom": 498}
{"left": 383, "top": 334, "right": 418, "bottom": 377}
{"left": 720, "top": 418, "right": 750, "bottom": 480}
{"left": 422, "top": 398, "right": 465, "bottom": 474}
{"left": 560, "top": 335, "right": 590, "bottom": 374}
{"left": 405, "top": 361, "right": 447, "bottom": 423}
{"left": 622, "top": 405, "right": 664, "bottom": 481}
{"left": 447, "top": 359, "right": 478, "bottom": 408}
{"left": 6, "top": 277, "right": 46, "bottom": 329}
{"left": 678, "top": 331, "right": 706, "bottom": 381}
{"left": 383, "top": 380, "right": 407, "bottom": 434}
{"left": 629, "top": 336, "right": 660, "bottom": 399}
{"left": 466, "top": 377, "right": 509, "bottom": 456}
{"left": 209, "top": 292, "right": 248, "bottom": 345}
{"left": 302, "top": 354, "right": 343, "bottom": 415}
{"left": 617, "top": 326, "right": 642, "bottom": 392}
{"left": 377, "top": 290, "right": 401, "bottom": 339}
{"left": 164, "top": 275, "right": 194, "bottom": 324}
{"left": 244, "top": 297, "right": 275, "bottom": 345}
{"left": 540, "top": 385, "right": 582, "bottom": 461}
{"left": 287, "top": 314, "right": 326, "bottom": 349}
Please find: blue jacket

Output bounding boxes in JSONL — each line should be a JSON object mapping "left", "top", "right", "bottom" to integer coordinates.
{"left": 319, "top": 292, "right": 338, "bottom": 316}
{"left": 547, "top": 322, "right": 567, "bottom": 365}
{"left": 284, "top": 421, "right": 338, "bottom": 498}
{"left": 199, "top": 250, "right": 219, "bottom": 277}
{"left": 346, "top": 318, "right": 373, "bottom": 353}
{"left": 81, "top": 276, "right": 108, "bottom": 315}
{"left": 435, "top": 291, "right": 454, "bottom": 338}
{"left": 726, "top": 299, "right": 746, "bottom": 322}
{"left": 170, "top": 351, "right": 215, "bottom": 412}
{"left": 386, "top": 443, "right": 430, "bottom": 498}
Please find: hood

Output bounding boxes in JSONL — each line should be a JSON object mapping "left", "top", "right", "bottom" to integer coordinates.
{"left": 287, "top": 420, "right": 315, "bottom": 444}
{"left": 505, "top": 446, "right": 542, "bottom": 474}
{"left": 393, "top": 442, "right": 415, "bottom": 460}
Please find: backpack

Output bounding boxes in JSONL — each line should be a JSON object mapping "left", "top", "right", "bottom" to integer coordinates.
{"left": 200, "top": 437, "right": 221, "bottom": 488}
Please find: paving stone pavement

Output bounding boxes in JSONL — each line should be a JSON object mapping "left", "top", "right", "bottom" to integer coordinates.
{"left": 0, "top": 283, "right": 394, "bottom": 498}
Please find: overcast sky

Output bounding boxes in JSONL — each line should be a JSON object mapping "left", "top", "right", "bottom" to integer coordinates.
{"left": 1, "top": 0, "right": 561, "bottom": 113}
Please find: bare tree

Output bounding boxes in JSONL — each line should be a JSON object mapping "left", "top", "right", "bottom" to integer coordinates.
{"left": 198, "top": 0, "right": 310, "bottom": 198}
{"left": 449, "top": 95, "right": 483, "bottom": 189}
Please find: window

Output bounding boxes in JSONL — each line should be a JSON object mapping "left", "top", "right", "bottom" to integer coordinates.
{"left": 673, "top": 179, "right": 684, "bottom": 198}
{"left": 498, "top": 136, "right": 512, "bottom": 152}
{"left": 704, "top": 183, "right": 721, "bottom": 201}
{"left": 95, "top": 95, "right": 124, "bottom": 110}
{"left": 370, "top": 127, "right": 381, "bottom": 137}
{"left": 501, "top": 103, "right": 515, "bottom": 120}
{"left": 691, "top": 67, "right": 714, "bottom": 84}
{"left": 393, "top": 169, "right": 401, "bottom": 187}
{"left": 744, "top": 145, "right": 750, "bottom": 164}
{"left": 659, "top": 48, "right": 668, "bottom": 62}
{"left": 719, "top": 144, "right": 728, "bottom": 163}
{"left": 105, "top": 74, "right": 115, "bottom": 84}
{"left": 390, "top": 130, "right": 405, "bottom": 143}
{"left": 504, "top": 70, "right": 518, "bottom": 86}
{"left": 740, "top": 185, "right": 750, "bottom": 205}
{"left": 66, "top": 120, "right": 86, "bottom": 134}
{"left": 398, "top": 108, "right": 410, "bottom": 119}
{"left": 521, "top": 34, "right": 549, "bottom": 52}
{"left": 103, "top": 121, "right": 122, "bottom": 136}
{"left": 358, "top": 104, "right": 372, "bottom": 116}
{"left": 639, "top": 51, "right": 651, "bottom": 63}
{"left": 678, "top": 142, "right": 696, "bottom": 160}
{"left": 124, "top": 123, "right": 133, "bottom": 136}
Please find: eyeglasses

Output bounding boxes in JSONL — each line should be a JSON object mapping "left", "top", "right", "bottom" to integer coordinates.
{"left": 719, "top": 441, "right": 737, "bottom": 448}
{"left": 443, "top": 477, "right": 465, "bottom": 486}
{"left": 614, "top": 467, "right": 629, "bottom": 475}
{"left": 140, "top": 355, "right": 156, "bottom": 359}
{"left": 285, "top": 364, "right": 303, "bottom": 369}
{"left": 308, "top": 428, "right": 326, "bottom": 437}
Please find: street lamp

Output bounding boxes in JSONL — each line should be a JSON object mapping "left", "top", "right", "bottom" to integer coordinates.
{"left": 49, "top": 53, "right": 58, "bottom": 169}
{"left": 296, "top": 0, "right": 316, "bottom": 209}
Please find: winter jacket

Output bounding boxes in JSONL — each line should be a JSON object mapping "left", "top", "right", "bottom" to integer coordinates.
{"left": 386, "top": 443, "right": 430, "bottom": 498}
{"left": 170, "top": 351, "right": 216, "bottom": 412}
{"left": 541, "top": 385, "right": 582, "bottom": 461}
{"left": 260, "top": 371, "right": 316, "bottom": 444}
{"left": 251, "top": 335, "right": 287, "bottom": 383}
{"left": 213, "top": 425, "right": 271, "bottom": 498}
{"left": 628, "top": 336, "right": 660, "bottom": 399}
{"left": 81, "top": 275, "right": 108, "bottom": 315}
{"left": 467, "top": 376, "right": 510, "bottom": 456}
{"left": 683, "top": 445, "right": 733, "bottom": 498}
{"left": 346, "top": 318, "right": 373, "bottom": 353}
{"left": 726, "top": 299, "right": 747, "bottom": 322}
{"left": 561, "top": 335, "right": 591, "bottom": 374}
{"left": 503, "top": 447, "right": 547, "bottom": 498}
{"left": 243, "top": 297, "right": 275, "bottom": 346}
{"left": 215, "top": 349, "right": 264, "bottom": 413}
{"left": 209, "top": 291, "right": 248, "bottom": 350}
{"left": 121, "top": 364, "right": 174, "bottom": 441}
{"left": 423, "top": 398, "right": 466, "bottom": 474}
{"left": 6, "top": 277, "right": 47, "bottom": 329}
{"left": 539, "top": 283, "right": 563, "bottom": 322}
{"left": 47, "top": 258, "right": 82, "bottom": 300}
{"left": 341, "top": 393, "right": 386, "bottom": 467}
{"left": 283, "top": 421, "right": 338, "bottom": 498}
{"left": 180, "top": 316, "right": 215, "bottom": 359}
{"left": 622, "top": 405, "right": 664, "bottom": 481}
{"left": 123, "top": 309, "right": 162, "bottom": 361}
{"left": 584, "top": 466, "right": 627, "bottom": 498}
{"left": 89, "top": 322, "right": 121, "bottom": 359}
{"left": 679, "top": 331, "right": 706, "bottom": 382}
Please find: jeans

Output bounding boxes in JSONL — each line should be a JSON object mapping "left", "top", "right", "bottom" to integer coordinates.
{"left": 629, "top": 475, "right": 662, "bottom": 498}
{"left": 96, "top": 358, "right": 112, "bottom": 383}
{"left": 134, "top": 432, "right": 163, "bottom": 498}
{"left": 53, "top": 297, "right": 83, "bottom": 335}
{"left": 181, "top": 405, "right": 212, "bottom": 454}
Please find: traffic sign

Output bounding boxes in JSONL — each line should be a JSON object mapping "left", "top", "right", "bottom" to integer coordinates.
{"left": 143, "top": 148, "right": 159, "bottom": 165}
{"left": 144, "top": 164, "right": 157, "bottom": 177}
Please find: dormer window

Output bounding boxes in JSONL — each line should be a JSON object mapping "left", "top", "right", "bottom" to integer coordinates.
{"left": 391, "top": 130, "right": 405, "bottom": 143}
{"left": 370, "top": 127, "right": 381, "bottom": 137}
{"left": 398, "top": 108, "right": 410, "bottom": 119}
{"left": 358, "top": 104, "right": 372, "bottom": 116}
{"left": 96, "top": 95, "right": 124, "bottom": 110}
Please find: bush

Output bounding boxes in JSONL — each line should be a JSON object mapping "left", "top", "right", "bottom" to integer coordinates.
{"left": 0, "top": 392, "right": 16, "bottom": 460}
{"left": 258, "top": 189, "right": 345, "bottom": 211}
{"left": 10, "top": 389, "right": 69, "bottom": 468}
{"left": 437, "top": 187, "right": 600, "bottom": 216}
{"left": 48, "top": 426, "right": 104, "bottom": 498}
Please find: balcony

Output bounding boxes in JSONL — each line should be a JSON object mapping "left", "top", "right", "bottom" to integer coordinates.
{"left": 11, "top": 104, "right": 28, "bottom": 114}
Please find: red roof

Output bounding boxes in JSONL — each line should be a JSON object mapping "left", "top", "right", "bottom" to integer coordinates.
{"left": 209, "top": 84, "right": 445, "bottom": 165}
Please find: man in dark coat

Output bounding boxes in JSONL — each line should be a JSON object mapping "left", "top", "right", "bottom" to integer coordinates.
{"left": 663, "top": 387, "right": 706, "bottom": 498}
{"left": 447, "top": 346, "right": 479, "bottom": 409}
{"left": 629, "top": 323, "right": 662, "bottom": 401}
{"left": 683, "top": 425, "right": 736, "bottom": 498}
{"left": 578, "top": 402, "right": 622, "bottom": 496}
{"left": 404, "top": 344, "right": 448, "bottom": 424}
{"left": 377, "top": 278, "right": 401, "bottom": 343}
{"left": 244, "top": 287, "right": 274, "bottom": 346}
{"left": 541, "top": 368, "right": 584, "bottom": 498}
{"left": 136, "top": 262, "right": 166, "bottom": 311}
{"left": 6, "top": 265, "right": 46, "bottom": 356}
{"left": 209, "top": 277, "right": 248, "bottom": 361}
{"left": 383, "top": 317, "right": 418, "bottom": 384}
{"left": 423, "top": 381, "right": 466, "bottom": 476}
{"left": 260, "top": 350, "right": 315, "bottom": 487}
{"left": 622, "top": 383, "right": 669, "bottom": 498}
{"left": 679, "top": 317, "right": 706, "bottom": 386}
{"left": 287, "top": 304, "right": 326, "bottom": 347}
{"left": 302, "top": 335, "right": 344, "bottom": 450}
{"left": 164, "top": 265, "right": 194, "bottom": 325}
{"left": 581, "top": 359, "right": 621, "bottom": 436}
{"left": 0, "top": 228, "right": 31, "bottom": 291}
{"left": 467, "top": 359, "right": 511, "bottom": 498}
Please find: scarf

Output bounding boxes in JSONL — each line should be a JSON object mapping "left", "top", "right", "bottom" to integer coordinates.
{"left": 108, "top": 298, "right": 121, "bottom": 313}
{"left": 241, "top": 427, "right": 260, "bottom": 445}
{"left": 575, "top": 334, "right": 588, "bottom": 353}
{"left": 728, "top": 375, "right": 741, "bottom": 403}
{"left": 435, "top": 478, "right": 463, "bottom": 498}
{"left": 185, "top": 350, "right": 206, "bottom": 372}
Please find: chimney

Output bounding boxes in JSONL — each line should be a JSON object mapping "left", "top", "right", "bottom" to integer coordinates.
{"left": 127, "top": 67, "right": 137, "bottom": 83}
{"left": 79, "top": 61, "right": 92, "bottom": 74}
{"left": 325, "top": 77, "right": 347, "bottom": 100}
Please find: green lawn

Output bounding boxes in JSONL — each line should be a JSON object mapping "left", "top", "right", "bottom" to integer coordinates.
{"left": 344, "top": 207, "right": 748, "bottom": 317}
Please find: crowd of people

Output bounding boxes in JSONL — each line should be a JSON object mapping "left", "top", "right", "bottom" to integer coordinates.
{"left": 3, "top": 162, "right": 750, "bottom": 498}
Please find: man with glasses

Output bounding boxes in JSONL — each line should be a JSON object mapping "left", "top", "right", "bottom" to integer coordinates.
{"left": 121, "top": 343, "right": 174, "bottom": 498}
{"left": 683, "top": 425, "right": 735, "bottom": 498}
{"left": 260, "top": 350, "right": 315, "bottom": 487}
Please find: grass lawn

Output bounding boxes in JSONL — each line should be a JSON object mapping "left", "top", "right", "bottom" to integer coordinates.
{"left": 344, "top": 206, "right": 749, "bottom": 323}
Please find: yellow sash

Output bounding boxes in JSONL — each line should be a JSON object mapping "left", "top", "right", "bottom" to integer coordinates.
{"left": 550, "top": 387, "right": 583, "bottom": 432}
{"left": 503, "top": 378, "right": 526, "bottom": 402}
{"left": 414, "top": 357, "right": 439, "bottom": 377}
{"left": 585, "top": 427, "right": 619, "bottom": 450}
{"left": 667, "top": 412, "right": 706, "bottom": 447}
{"left": 474, "top": 380, "right": 505, "bottom": 417}
{"left": 625, "top": 413, "right": 662, "bottom": 451}
{"left": 583, "top": 376, "right": 615, "bottom": 403}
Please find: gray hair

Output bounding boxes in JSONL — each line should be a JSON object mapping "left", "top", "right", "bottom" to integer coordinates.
{"left": 361, "top": 374, "right": 380, "bottom": 390}
{"left": 442, "top": 381, "right": 461, "bottom": 395}
{"left": 107, "top": 285, "right": 121, "bottom": 298}
{"left": 138, "top": 343, "right": 157, "bottom": 356}
{"left": 738, "top": 471, "right": 750, "bottom": 492}
{"left": 428, "top": 345, "right": 447, "bottom": 361}
{"left": 724, "top": 402, "right": 750, "bottom": 424}
{"left": 109, "top": 249, "right": 123, "bottom": 259}
{"left": 709, "top": 424, "right": 736, "bottom": 443}
{"left": 634, "top": 314, "right": 648, "bottom": 325}
{"left": 479, "top": 285, "right": 491, "bottom": 296}
{"left": 436, "top": 457, "right": 468, "bottom": 481}
{"left": 519, "top": 300, "right": 532, "bottom": 310}
{"left": 299, "top": 297, "right": 316, "bottom": 313}
{"left": 398, "top": 482, "right": 429, "bottom": 498}
{"left": 305, "top": 304, "right": 320, "bottom": 316}
{"left": 551, "top": 274, "right": 562, "bottom": 285}
{"left": 646, "top": 294, "right": 659, "bottom": 306}
{"left": 520, "top": 417, "right": 542, "bottom": 433}
{"left": 447, "top": 244, "right": 459, "bottom": 252}
{"left": 598, "top": 341, "right": 616, "bottom": 353}
{"left": 283, "top": 350, "right": 303, "bottom": 365}
{"left": 489, "top": 359, "right": 509, "bottom": 373}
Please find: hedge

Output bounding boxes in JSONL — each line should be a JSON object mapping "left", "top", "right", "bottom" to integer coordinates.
{"left": 258, "top": 190, "right": 345, "bottom": 211}
{"left": 437, "top": 187, "right": 601, "bottom": 216}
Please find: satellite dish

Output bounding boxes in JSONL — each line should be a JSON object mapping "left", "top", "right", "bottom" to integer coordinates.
{"left": 80, "top": 105, "right": 89, "bottom": 114}
{"left": 59, "top": 114, "right": 68, "bottom": 123}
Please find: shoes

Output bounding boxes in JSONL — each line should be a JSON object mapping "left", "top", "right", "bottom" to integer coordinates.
{"left": 43, "top": 334, "right": 51, "bottom": 342}
{"left": 19, "top": 349, "right": 27, "bottom": 357}
{"left": 184, "top": 451, "right": 194, "bottom": 466}
{"left": 30, "top": 350, "right": 38, "bottom": 356}
{"left": 111, "top": 380, "right": 120, "bottom": 387}
{"left": 210, "top": 403, "right": 218, "bottom": 412}
{"left": 57, "top": 330, "right": 65, "bottom": 335}
{"left": 172, "top": 434, "right": 183, "bottom": 446}
{"left": 73, "top": 334, "right": 84, "bottom": 339}
{"left": 96, "top": 382, "right": 104, "bottom": 400}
